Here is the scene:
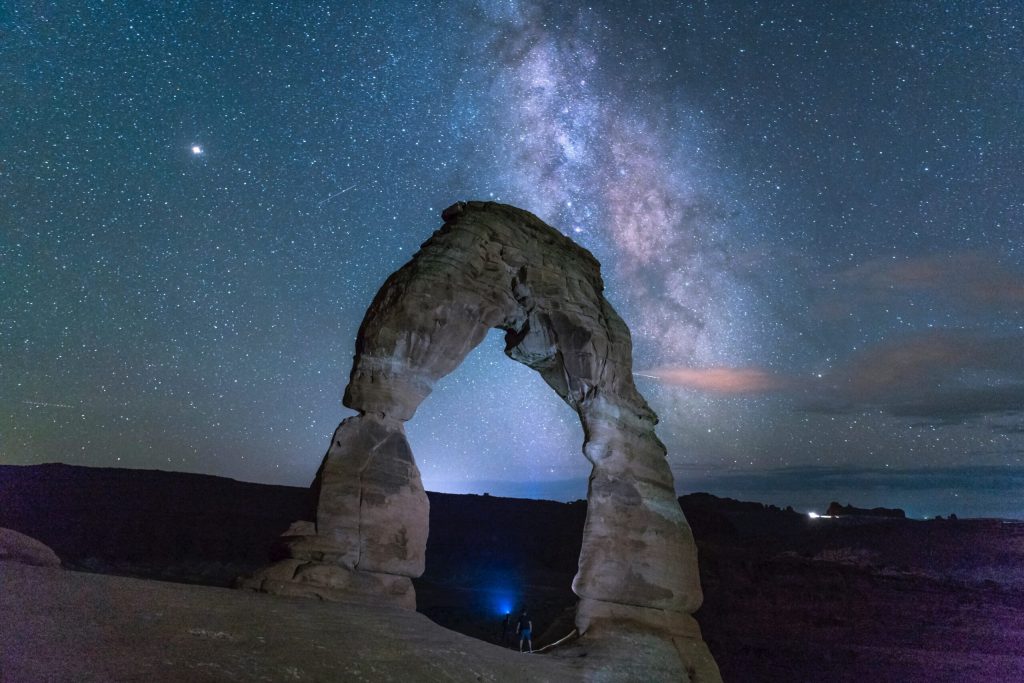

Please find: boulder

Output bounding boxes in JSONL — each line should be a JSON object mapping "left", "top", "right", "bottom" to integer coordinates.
{"left": 0, "top": 528, "right": 61, "bottom": 567}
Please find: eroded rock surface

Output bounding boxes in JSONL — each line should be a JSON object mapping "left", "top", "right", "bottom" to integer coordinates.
{"left": 245, "top": 201, "right": 720, "bottom": 680}
{"left": 0, "top": 528, "right": 61, "bottom": 568}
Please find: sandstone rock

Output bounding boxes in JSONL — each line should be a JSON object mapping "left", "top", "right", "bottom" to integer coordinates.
{"left": 249, "top": 201, "right": 720, "bottom": 679}
{"left": 0, "top": 528, "right": 61, "bottom": 567}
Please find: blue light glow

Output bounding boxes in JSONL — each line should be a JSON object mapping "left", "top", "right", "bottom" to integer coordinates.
{"left": 494, "top": 593, "right": 516, "bottom": 617}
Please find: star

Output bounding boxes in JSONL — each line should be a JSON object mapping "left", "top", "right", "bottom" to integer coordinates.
{"left": 190, "top": 144, "right": 203, "bottom": 155}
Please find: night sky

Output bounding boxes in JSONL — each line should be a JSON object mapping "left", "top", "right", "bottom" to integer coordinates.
{"left": 3, "top": 2, "right": 1023, "bottom": 518}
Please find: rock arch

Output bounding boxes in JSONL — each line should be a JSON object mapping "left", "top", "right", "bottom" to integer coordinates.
{"left": 246, "top": 201, "right": 719, "bottom": 680}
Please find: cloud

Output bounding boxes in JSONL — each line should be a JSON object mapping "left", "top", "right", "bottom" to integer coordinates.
{"left": 637, "top": 366, "right": 790, "bottom": 395}
{"left": 643, "top": 329, "right": 1024, "bottom": 428}
{"left": 839, "top": 330, "right": 1022, "bottom": 395}
{"left": 884, "top": 386, "right": 1024, "bottom": 421}
{"left": 835, "top": 251, "right": 1024, "bottom": 311}
{"left": 804, "top": 330, "right": 1024, "bottom": 423}
{"left": 793, "top": 251, "right": 1024, "bottom": 425}
{"left": 994, "top": 423, "right": 1024, "bottom": 435}
{"left": 642, "top": 330, "right": 1024, "bottom": 425}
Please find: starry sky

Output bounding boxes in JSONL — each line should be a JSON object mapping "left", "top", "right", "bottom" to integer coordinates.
{"left": 3, "top": 1, "right": 1023, "bottom": 518}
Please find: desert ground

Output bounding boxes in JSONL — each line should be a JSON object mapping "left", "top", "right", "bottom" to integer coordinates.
{"left": 2, "top": 561, "right": 574, "bottom": 682}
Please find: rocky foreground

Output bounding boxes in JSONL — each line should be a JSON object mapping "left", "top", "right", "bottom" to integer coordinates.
{"left": 1, "top": 561, "right": 578, "bottom": 682}
{"left": 3, "top": 464, "right": 1024, "bottom": 681}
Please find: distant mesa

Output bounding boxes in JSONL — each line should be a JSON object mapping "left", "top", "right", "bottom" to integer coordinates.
{"left": 825, "top": 501, "right": 906, "bottom": 519}
{"left": 0, "top": 528, "right": 61, "bottom": 568}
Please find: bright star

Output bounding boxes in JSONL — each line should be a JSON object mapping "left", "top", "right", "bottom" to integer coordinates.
{"left": 191, "top": 144, "right": 203, "bottom": 155}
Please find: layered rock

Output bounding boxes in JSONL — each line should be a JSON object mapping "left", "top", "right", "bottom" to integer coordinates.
{"left": 245, "top": 201, "right": 720, "bottom": 680}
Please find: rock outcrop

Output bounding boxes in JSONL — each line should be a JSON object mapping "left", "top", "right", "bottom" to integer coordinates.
{"left": 244, "top": 201, "right": 720, "bottom": 680}
{"left": 826, "top": 501, "right": 907, "bottom": 519}
{"left": 0, "top": 528, "right": 61, "bottom": 567}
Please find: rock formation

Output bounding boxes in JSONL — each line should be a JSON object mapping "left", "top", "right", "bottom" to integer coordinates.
{"left": 244, "top": 201, "right": 720, "bottom": 680}
{"left": 826, "top": 501, "right": 907, "bottom": 519}
{"left": 0, "top": 528, "right": 61, "bottom": 567}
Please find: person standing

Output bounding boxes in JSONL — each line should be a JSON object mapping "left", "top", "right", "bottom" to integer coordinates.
{"left": 500, "top": 612, "right": 514, "bottom": 648}
{"left": 516, "top": 609, "right": 533, "bottom": 653}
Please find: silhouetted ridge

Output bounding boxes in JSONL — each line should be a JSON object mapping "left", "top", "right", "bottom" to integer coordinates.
{"left": 826, "top": 501, "right": 906, "bottom": 518}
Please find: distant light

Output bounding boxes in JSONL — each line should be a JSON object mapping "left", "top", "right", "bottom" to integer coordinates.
{"left": 496, "top": 599, "right": 514, "bottom": 616}
{"left": 808, "top": 511, "right": 820, "bottom": 519}
{"left": 191, "top": 145, "right": 203, "bottom": 155}
{"left": 492, "top": 591, "right": 516, "bottom": 617}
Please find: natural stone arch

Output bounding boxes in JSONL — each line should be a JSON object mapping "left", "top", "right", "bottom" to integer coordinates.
{"left": 245, "top": 201, "right": 720, "bottom": 680}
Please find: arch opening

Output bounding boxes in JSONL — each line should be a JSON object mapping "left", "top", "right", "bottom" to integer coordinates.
{"left": 406, "top": 327, "right": 587, "bottom": 500}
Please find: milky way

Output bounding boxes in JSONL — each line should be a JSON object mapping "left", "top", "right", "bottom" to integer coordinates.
{"left": 475, "top": 2, "right": 744, "bottom": 366}
{"left": 3, "top": 1, "right": 1023, "bottom": 517}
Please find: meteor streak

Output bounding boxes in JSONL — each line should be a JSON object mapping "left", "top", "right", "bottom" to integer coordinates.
{"left": 317, "top": 184, "right": 357, "bottom": 206}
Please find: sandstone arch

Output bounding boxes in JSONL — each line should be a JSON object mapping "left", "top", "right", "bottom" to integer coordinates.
{"left": 247, "top": 202, "right": 720, "bottom": 680}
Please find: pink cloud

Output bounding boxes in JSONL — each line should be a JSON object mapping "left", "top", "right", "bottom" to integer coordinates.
{"left": 838, "top": 252, "right": 1024, "bottom": 308}
{"left": 638, "top": 366, "right": 789, "bottom": 395}
{"left": 802, "top": 330, "right": 1024, "bottom": 421}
